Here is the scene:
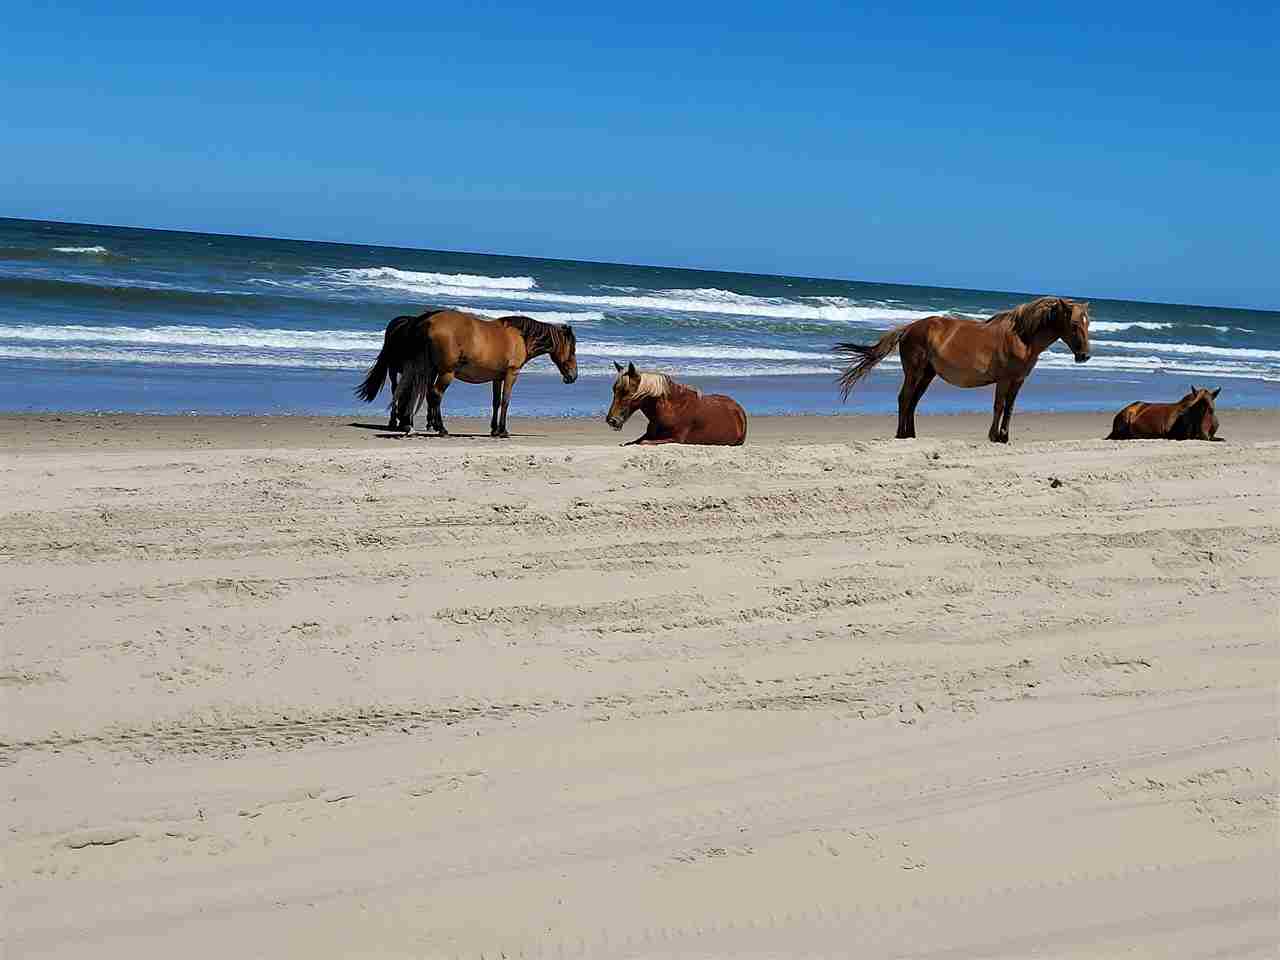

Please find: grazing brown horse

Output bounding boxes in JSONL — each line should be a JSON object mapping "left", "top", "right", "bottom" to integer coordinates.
{"left": 835, "top": 296, "right": 1092, "bottom": 443}
{"left": 354, "top": 310, "right": 445, "bottom": 429}
{"left": 393, "top": 309, "right": 577, "bottom": 437}
{"left": 605, "top": 362, "right": 747, "bottom": 445}
{"left": 1106, "top": 386, "right": 1222, "bottom": 441}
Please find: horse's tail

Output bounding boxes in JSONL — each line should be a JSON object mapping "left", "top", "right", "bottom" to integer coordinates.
{"left": 834, "top": 327, "right": 906, "bottom": 401}
{"left": 354, "top": 341, "right": 393, "bottom": 403}
{"left": 392, "top": 341, "right": 434, "bottom": 433}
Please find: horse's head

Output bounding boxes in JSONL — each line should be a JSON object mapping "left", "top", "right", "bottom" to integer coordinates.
{"left": 1057, "top": 298, "right": 1091, "bottom": 363}
{"left": 551, "top": 324, "right": 578, "bottom": 383}
{"left": 606, "top": 361, "right": 643, "bottom": 430}
{"left": 1177, "top": 385, "right": 1221, "bottom": 439}
{"left": 1184, "top": 384, "right": 1220, "bottom": 412}
{"left": 1179, "top": 384, "right": 1219, "bottom": 407}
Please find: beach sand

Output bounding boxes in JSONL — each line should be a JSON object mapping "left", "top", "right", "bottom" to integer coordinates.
{"left": 3, "top": 411, "right": 1277, "bottom": 958}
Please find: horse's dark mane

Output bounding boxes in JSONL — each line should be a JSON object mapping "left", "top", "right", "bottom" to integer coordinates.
{"left": 500, "top": 314, "right": 575, "bottom": 356}
{"left": 986, "top": 296, "right": 1067, "bottom": 338}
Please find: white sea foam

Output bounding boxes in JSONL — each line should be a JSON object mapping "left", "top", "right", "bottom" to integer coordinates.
{"left": 1092, "top": 338, "right": 1280, "bottom": 361}
{"left": 0, "top": 344, "right": 834, "bottom": 378}
{"left": 51, "top": 245, "right": 110, "bottom": 254}
{"left": 1, "top": 324, "right": 382, "bottom": 352}
{"left": 310, "top": 267, "right": 936, "bottom": 324}
{"left": 1090, "top": 321, "right": 1174, "bottom": 333}
{"left": 3, "top": 340, "right": 1274, "bottom": 382}
{"left": 0, "top": 345, "right": 369, "bottom": 370}
{"left": 321, "top": 267, "right": 538, "bottom": 291}
{"left": 0, "top": 312, "right": 602, "bottom": 352}
{"left": 579, "top": 341, "right": 832, "bottom": 361}
{"left": 877, "top": 350, "right": 1276, "bottom": 379}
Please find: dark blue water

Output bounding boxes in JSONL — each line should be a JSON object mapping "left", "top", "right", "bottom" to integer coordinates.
{"left": 2, "top": 217, "right": 1277, "bottom": 416}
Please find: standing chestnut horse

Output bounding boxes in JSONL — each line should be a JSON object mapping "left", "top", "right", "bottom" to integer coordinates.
{"left": 605, "top": 362, "right": 747, "bottom": 445}
{"left": 392, "top": 309, "right": 577, "bottom": 437}
{"left": 1106, "top": 386, "right": 1222, "bottom": 440}
{"left": 835, "top": 296, "right": 1092, "bottom": 443}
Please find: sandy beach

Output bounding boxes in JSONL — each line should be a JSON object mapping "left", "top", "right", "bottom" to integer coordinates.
{"left": 3, "top": 410, "right": 1277, "bottom": 958}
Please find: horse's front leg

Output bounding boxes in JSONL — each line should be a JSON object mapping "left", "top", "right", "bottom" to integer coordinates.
{"left": 494, "top": 370, "right": 518, "bottom": 438}
{"left": 622, "top": 422, "right": 660, "bottom": 446}
{"left": 431, "top": 371, "right": 454, "bottom": 436}
{"left": 489, "top": 379, "right": 503, "bottom": 437}
{"left": 989, "top": 382, "right": 1010, "bottom": 443}
{"left": 997, "top": 377, "right": 1025, "bottom": 443}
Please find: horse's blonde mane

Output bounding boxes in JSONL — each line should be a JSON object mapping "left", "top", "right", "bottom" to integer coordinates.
{"left": 620, "top": 369, "right": 701, "bottom": 400}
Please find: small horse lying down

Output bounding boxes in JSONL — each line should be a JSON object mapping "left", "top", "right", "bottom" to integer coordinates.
{"left": 606, "top": 362, "right": 747, "bottom": 445}
{"left": 1107, "top": 386, "right": 1222, "bottom": 440}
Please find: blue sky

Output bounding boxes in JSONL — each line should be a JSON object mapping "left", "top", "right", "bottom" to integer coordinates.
{"left": 4, "top": 2, "right": 1277, "bottom": 308}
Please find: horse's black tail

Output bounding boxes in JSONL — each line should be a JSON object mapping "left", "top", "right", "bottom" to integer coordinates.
{"left": 355, "top": 344, "right": 392, "bottom": 403}
{"left": 834, "top": 327, "right": 906, "bottom": 401}
{"left": 392, "top": 346, "right": 433, "bottom": 434}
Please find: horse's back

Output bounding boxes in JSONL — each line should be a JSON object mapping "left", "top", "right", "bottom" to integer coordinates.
{"left": 695, "top": 393, "right": 748, "bottom": 445}
{"left": 1110, "top": 401, "right": 1174, "bottom": 439}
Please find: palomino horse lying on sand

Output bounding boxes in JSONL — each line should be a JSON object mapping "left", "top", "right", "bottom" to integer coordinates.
{"left": 391, "top": 309, "right": 577, "bottom": 438}
{"left": 1107, "top": 386, "right": 1222, "bottom": 441}
{"left": 605, "top": 362, "right": 747, "bottom": 446}
{"left": 835, "top": 296, "right": 1092, "bottom": 443}
{"left": 354, "top": 311, "right": 443, "bottom": 429}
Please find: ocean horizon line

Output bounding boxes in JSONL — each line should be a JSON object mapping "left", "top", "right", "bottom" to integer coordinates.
{"left": 6, "top": 216, "right": 1275, "bottom": 316}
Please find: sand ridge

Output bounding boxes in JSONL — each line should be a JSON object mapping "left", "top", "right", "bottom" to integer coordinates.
{"left": 2, "top": 412, "right": 1277, "bottom": 958}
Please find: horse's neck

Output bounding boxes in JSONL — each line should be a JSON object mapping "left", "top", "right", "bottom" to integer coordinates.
{"left": 1178, "top": 398, "right": 1209, "bottom": 428}
{"left": 521, "top": 335, "right": 549, "bottom": 361}
{"left": 1014, "top": 320, "right": 1057, "bottom": 352}
{"left": 639, "top": 393, "right": 665, "bottom": 421}
{"left": 643, "top": 384, "right": 692, "bottom": 420}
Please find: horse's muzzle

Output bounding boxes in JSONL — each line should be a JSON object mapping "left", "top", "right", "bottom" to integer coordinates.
{"left": 564, "top": 374, "right": 578, "bottom": 384}
{"left": 1074, "top": 352, "right": 1091, "bottom": 363}
{"left": 606, "top": 416, "right": 623, "bottom": 430}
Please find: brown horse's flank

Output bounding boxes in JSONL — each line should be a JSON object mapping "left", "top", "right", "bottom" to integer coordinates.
{"left": 834, "top": 296, "right": 1091, "bottom": 443}
{"left": 605, "top": 362, "right": 747, "bottom": 446}
{"left": 1107, "top": 387, "right": 1222, "bottom": 441}
{"left": 391, "top": 309, "right": 578, "bottom": 438}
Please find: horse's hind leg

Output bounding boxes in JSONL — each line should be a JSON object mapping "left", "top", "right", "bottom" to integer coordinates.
{"left": 388, "top": 369, "right": 400, "bottom": 429}
{"left": 896, "top": 345, "right": 935, "bottom": 439}
{"left": 900, "top": 366, "right": 935, "bottom": 439}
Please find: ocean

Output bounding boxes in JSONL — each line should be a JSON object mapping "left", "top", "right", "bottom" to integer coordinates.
{"left": 2, "top": 217, "right": 1277, "bottom": 419}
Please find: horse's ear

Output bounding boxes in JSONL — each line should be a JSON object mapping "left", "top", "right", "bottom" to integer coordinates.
{"left": 613, "top": 361, "right": 624, "bottom": 373}
{"left": 626, "top": 361, "right": 638, "bottom": 377}
{"left": 1211, "top": 387, "right": 1221, "bottom": 399}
